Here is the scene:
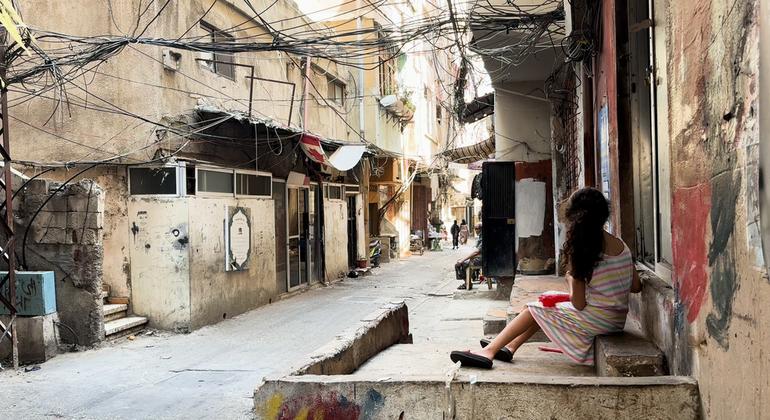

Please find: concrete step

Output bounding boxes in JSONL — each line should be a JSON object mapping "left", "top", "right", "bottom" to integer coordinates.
{"left": 482, "top": 306, "right": 548, "bottom": 342}
{"left": 482, "top": 307, "right": 508, "bottom": 335}
{"left": 105, "top": 316, "right": 147, "bottom": 338}
{"left": 99, "top": 290, "right": 109, "bottom": 301}
{"left": 102, "top": 303, "right": 128, "bottom": 323}
{"left": 595, "top": 332, "right": 667, "bottom": 377}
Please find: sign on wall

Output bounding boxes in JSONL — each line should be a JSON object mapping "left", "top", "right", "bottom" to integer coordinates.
{"left": 225, "top": 206, "right": 251, "bottom": 271}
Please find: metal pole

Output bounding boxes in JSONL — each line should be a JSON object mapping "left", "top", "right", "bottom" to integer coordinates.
{"left": 248, "top": 65, "right": 254, "bottom": 117}
{"left": 0, "top": 43, "right": 18, "bottom": 369}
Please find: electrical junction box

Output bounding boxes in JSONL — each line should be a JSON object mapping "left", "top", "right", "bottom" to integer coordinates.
{"left": 0, "top": 271, "right": 57, "bottom": 316}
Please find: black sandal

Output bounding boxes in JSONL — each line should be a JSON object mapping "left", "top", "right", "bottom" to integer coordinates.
{"left": 479, "top": 339, "right": 514, "bottom": 362}
{"left": 449, "top": 351, "right": 493, "bottom": 369}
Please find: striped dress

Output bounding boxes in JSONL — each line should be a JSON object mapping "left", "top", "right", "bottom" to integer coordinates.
{"left": 527, "top": 242, "right": 634, "bottom": 364}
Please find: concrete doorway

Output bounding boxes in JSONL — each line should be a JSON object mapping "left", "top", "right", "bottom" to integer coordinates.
{"left": 287, "top": 187, "right": 310, "bottom": 289}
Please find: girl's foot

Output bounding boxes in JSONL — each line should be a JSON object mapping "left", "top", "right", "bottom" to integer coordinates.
{"left": 479, "top": 339, "right": 514, "bottom": 362}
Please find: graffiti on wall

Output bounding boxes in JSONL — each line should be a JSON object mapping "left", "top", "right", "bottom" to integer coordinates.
{"left": 261, "top": 390, "right": 384, "bottom": 420}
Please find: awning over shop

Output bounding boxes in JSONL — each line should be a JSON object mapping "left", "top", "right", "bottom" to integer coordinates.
{"left": 192, "top": 105, "right": 367, "bottom": 172}
{"left": 441, "top": 137, "right": 495, "bottom": 164}
{"left": 299, "top": 133, "right": 367, "bottom": 171}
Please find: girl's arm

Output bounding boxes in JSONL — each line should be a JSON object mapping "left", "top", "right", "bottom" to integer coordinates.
{"left": 566, "top": 272, "right": 587, "bottom": 310}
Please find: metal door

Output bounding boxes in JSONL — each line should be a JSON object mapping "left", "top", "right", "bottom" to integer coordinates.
{"left": 272, "top": 180, "right": 288, "bottom": 293}
{"left": 481, "top": 162, "right": 517, "bottom": 277}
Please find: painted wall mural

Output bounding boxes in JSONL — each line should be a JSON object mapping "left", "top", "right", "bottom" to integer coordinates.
{"left": 261, "top": 389, "right": 384, "bottom": 420}
{"left": 671, "top": 183, "right": 710, "bottom": 324}
{"left": 705, "top": 172, "right": 742, "bottom": 349}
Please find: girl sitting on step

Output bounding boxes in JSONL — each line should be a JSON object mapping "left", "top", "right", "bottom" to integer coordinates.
{"left": 450, "top": 187, "right": 642, "bottom": 368}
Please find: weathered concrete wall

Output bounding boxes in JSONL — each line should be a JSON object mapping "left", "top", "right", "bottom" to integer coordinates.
{"left": 13, "top": 0, "right": 349, "bottom": 165}
{"left": 13, "top": 179, "right": 106, "bottom": 346}
{"left": 254, "top": 375, "right": 699, "bottom": 420}
{"left": 128, "top": 195, "right": 277, "bottom": 331}
{"left": 127, "top": 198, "right": 191, "bottom": 332}
{"left": 494, "top": 82, "right": 552, "bottom": 162}
{"left": 188, "top": 197, "right": 276, "bottom": 329}
{"left": 662, "top": 0, "right": 769, "bottom": 418}
{"left": 10, "top": 0, "right": 357, "bottom": 309}
{"left": 99, "top": 168, "right": 131, "bottom": 299}
{"left": 323, "top": 198, "right": 349, "bottom": 280}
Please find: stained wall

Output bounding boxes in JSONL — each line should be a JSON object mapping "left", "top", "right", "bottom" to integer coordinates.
{"left": 664, "top": 0, "right": 769, "bottom": 417}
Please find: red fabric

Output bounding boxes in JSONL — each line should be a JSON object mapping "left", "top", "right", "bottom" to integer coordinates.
{"left": 538, "top": 292, "right": 571, "bottom": 307}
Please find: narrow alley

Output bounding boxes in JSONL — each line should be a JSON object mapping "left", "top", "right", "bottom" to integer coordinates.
{"left": 0, "top": 246, "right": 474, "bottom": 419}
{"left": 0, "top": 0, "right": 767, "bottom": 419}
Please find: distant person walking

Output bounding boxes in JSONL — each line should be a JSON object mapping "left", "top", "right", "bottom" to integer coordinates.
{"left": 451, "top": 220, "right": 460, "bottom": 249}
{"left": 459, "top": 219, "right": 469, "bottom": 245}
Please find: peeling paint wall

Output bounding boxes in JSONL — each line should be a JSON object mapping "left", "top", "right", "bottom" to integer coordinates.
{"left": 188, "top": 197, "right": 276, "bottom": 329}
{"left": 128, "top": 196, "right": 277, "bottom": 331}
{"left": 663, "top": 0, "right": 768, "bottom": 417}
{"left": 324, "top": 198, "right": 349, "bottom": 280}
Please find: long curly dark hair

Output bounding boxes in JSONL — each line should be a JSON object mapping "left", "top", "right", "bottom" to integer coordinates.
{"left": 561, "top": 187, "right": 610, "bottom": 282}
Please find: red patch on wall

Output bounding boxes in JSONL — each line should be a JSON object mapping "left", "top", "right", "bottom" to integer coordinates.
{"left": 671, "top": 184, "right": 711, "bottom": 323}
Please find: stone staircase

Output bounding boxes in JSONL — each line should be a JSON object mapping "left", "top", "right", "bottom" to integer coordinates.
{"left": 101, "top": 285, "right": 148, "bottom": 339}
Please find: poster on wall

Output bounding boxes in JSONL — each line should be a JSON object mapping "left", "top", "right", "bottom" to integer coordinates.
{"left": 225, "top": 206, "right": 251, "bottom": 272}
{"left": 598, "top": 105, "right": 613, "bottom": 232}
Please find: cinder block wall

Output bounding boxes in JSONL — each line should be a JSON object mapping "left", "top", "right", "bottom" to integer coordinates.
{"left": 12, "top": 178, "right": 106, "bottom": 346}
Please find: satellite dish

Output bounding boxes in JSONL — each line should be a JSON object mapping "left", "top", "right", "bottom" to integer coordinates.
{"left": 379, "top": 95, "right": 397, "bottom": 107}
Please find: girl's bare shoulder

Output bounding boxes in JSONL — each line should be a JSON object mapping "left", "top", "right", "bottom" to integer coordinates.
{"left": 603, "top": 231, "right": 625, "bottom": 257}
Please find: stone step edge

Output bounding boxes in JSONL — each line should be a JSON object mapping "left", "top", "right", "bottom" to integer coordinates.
{"left": 103, "top": 303, "right": 128, "bottom": 316}
{"left": 105, "top": 316, "right": 148, "bottom": 336}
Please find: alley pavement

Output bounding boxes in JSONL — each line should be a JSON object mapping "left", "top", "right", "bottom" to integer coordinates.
{"left": 0, "top": 243, "right": 479, "bottom": 420}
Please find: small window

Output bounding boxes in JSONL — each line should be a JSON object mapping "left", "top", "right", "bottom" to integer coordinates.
{"left": 436, "top": 104, "right": 442, "bottom": 125}
{"left": 200, "top": 22, "right": 235, "bottom": 79}
{"left": 197, "top": 168, "right": 234, "bottom": 194}
{"left": 326, "top": 185, "right": 343, "bottom": 200}
{"left": 345, "top": 184, "right": 360, "bottom": 195}
{"left": 327, "top": 78, "right": 345, "bottom": 106}
{"left": 236, "top": 172, "right": 272, "bottom": 197}
{"left": 129, "top": 167, "right": 178, "bottom": 195}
